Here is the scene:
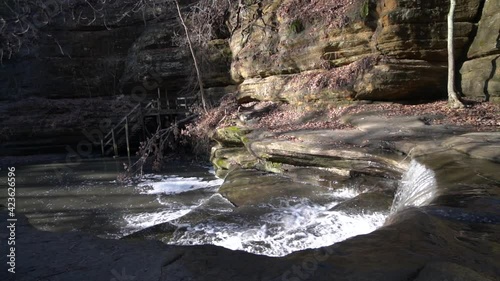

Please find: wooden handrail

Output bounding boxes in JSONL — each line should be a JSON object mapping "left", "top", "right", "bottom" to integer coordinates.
{"left": 100, "top": 97, "right": 194, "bottom": 157}
{"left": 103, "top": 103, "right": 141, "bottom": 140}
{"left": 103, "top": 101, "right": 154, "bottom": 140}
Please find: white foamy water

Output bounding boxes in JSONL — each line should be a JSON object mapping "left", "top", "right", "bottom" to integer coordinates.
{"left": 170, "top": 198, "right": 387, "bottom": 257}
{"left": 327, "top": 187, "right": 363, "bottom": 199}
{"left": 391, "top": 159, "right": 437, "bottom": 213}
{"left": 121, "top": 203, "right": 201, "bottom": 236}
{"left": 118, "top": 174, "right": 223, "bottom": 236}
{"left": 166, "top": 187, "right": 386, "bottom": 257}
{"left": 121, "top": 173, "right": 391, "bottom": 257}
{"left": 137, "top": 174, "right": 223, "bottom": 195}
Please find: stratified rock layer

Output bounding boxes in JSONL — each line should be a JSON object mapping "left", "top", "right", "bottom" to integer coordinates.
{"left": 230, "top": 0, "right": 483, "bottom": 102}
{"left": 461, "top": 0, "right": 500, "bottom": 102}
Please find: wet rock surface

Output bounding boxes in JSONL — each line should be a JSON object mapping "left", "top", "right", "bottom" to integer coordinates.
{"left": 4, "top": 113, "right": 500, "bottom": 281}
{"left": 122, "top": 221, "right": 180, "bottom": 243}
{"left": 413, "top": 262, "right": 494, "bottom": 281}
{"left": 443, "top": 132, "right": 500, "bottom": 163}
{"left": 218, "top": 168, "right": 333, "bottom": 207}
{"left": 330, "top": 191, "right": 394, "bottom": 214}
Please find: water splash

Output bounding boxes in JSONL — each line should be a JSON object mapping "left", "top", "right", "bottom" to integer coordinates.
{"left": 123, "top": 173, "right": 390, "bottom": 256}
{"left": 137, "top": 174, "right": 223, "bottom": 195}
{"left": 120, "top": 175, "right": 224, "bottom": 236}
{"left": 121, "top": 207, "right": 195, "bottom": 236}
{"left": 391, "top": 159, "right": 437, "bottom": 213}
{"left": 170, "top": 197, "right": 387, "bottom": 257}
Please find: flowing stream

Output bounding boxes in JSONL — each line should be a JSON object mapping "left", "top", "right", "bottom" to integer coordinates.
{"left": 1, "top": 157, "right": 438, "bottom": 257}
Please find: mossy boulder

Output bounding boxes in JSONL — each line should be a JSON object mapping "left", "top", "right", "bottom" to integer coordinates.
{"left": 259, "top": 160, "right": 284, "bottom": 173}
{"left": 211, "top": 147, "right": 258, "bottom": 176}
{"left": 212, "top": 126, "right": 252, "bottom": 147}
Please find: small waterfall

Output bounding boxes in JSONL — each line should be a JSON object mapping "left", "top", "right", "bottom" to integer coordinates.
{"left": 390, "top": 159, "right": 437, "bottom": 213}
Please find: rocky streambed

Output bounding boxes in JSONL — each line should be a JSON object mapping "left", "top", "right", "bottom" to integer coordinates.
{"left": 2, "top": 113, "right": 500, "bottom": 281}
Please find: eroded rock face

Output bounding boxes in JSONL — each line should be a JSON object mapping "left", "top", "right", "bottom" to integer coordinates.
{"left": 466, "top": 0, "right": 500, "bottom": 59}
{"left": 0, "top": 1, "right": 232, "bottom": 155}
{"left": 230, "top": 0, "right": 483, "bottom": 102}
{"left": 0, "top": 0, "right": 497, "bottom": 104}
{"left": 1, "top": 3, "right": 153, "bottom": 99}
{"left": 461, "top": 55, "right": 500, "bottom": 102}
{"left": 354, "top": 0, "right": 478, "bottom": 100}
{"left": 460, "top": 0, "right": 500, "bottom": 102}
{"left": 1, "top": 0, "right": 499, "bottom": 156}
{"left": 0, "top": 1, "right": 233, "bottom": 100}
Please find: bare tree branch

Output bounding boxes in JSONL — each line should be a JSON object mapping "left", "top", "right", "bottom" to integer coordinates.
{"left": 174, "top": 0, "right": 208, "bottom": 113}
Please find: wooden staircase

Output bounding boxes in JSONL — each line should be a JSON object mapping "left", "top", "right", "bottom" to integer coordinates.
{"left": 100, "top": 91, "right": 196, "bottom": 162}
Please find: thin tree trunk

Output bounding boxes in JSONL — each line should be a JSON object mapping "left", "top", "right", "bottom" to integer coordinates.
{"left": 447, "top": 0, "right": 464, "bottom": 109}
{"left": 174, "top": 0, "right": 208, "bottom": 113}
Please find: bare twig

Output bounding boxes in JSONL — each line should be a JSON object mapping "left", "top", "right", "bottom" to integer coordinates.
{"left": 174, "top": 0, "right": 208, "bottom": 113}
{"left": 129, "top": 113, "right": 198, "bottom": 176}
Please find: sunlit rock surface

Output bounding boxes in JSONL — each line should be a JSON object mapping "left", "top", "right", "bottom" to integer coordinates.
{"left": 230, "top": 0, "right": 482, "bottom": 102}
{"left": 461, "top": 0, "right": 500, "bottom": 102}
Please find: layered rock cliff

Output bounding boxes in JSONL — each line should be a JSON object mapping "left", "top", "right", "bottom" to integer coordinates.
{"left": 0, "top": 1, "right": 230, "bottom": 155}
{"left": 1, "top": 0, "right": 497, "bottom": 102}
{"left": 0, "top": 0, "right": 498, "bottom": 155}
{"left": 230, "top": 0, "right": 492, "bottom": 102}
